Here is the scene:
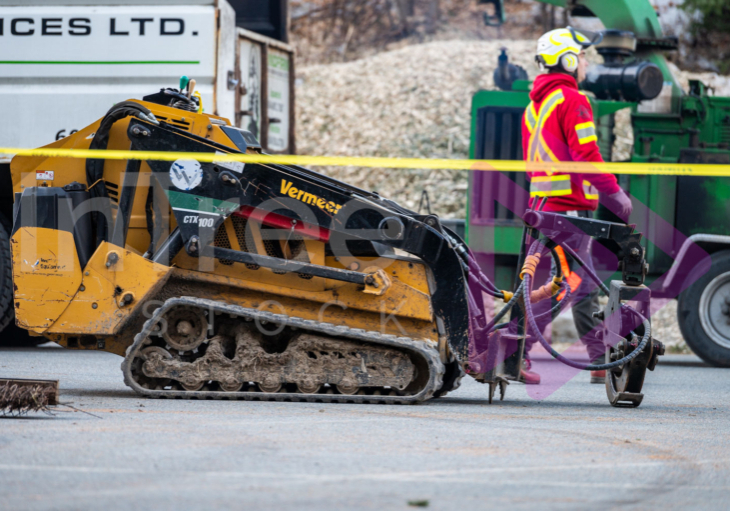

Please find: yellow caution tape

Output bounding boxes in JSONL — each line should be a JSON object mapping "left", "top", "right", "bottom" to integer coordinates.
{"left": 2, "top": 146, "right": 730, "bottom": 177}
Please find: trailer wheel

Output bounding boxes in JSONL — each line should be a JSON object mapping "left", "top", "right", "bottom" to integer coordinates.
{"left": 678, "top": 250, "right": 730, "bottom": 367}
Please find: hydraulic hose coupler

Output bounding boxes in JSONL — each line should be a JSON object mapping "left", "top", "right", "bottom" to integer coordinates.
{"left": 529, "top": 276, "right": 563, "bottom": 303}
{"left": 519, "top": 253, "right": 541, "bottom": 280}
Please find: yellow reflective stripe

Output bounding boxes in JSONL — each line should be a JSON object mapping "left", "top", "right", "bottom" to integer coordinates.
{"left": 527, "top": 89, "right": 565, "bottom": 162}
{"left": 530, "top": 174, "right": 572, "bottom": 197}
{"left": 582, "top": 180, "right": 599, "bottom": 200}
{"left": 575, "top": 121, "right": 597, "bottom": 145}
{"left": 530, "top": 190, "right": 572, "bottom": 197}
{"left": 578, "top": 134, "right": 598, "bottom": 145}
{"left": 530, "top": 175, "right": 570, "bottom": 183}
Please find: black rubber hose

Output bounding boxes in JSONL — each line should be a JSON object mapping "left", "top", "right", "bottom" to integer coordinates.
{"left": 86, "top": 101, "right": 157, "bottom": 246}
{"left": 481, "top": 281, "right": 524, "bottom": 334}
{"left": 551, "top": 239, "right": 654, "bottom": 364}
{"left": 483, "top": 241, "right": 565, "bottom": 333}
{"left": 465, "top": 272, "right": 489, "bottom": 329}
{"left": 490, "top": 280, "right": 571, "bottom": 332}
{"left": 461, "top": 250, "right": 503, "bottom": 295}
{"left": 536, "top": 281, "right": 572, "bottom": 319}
{"left": 458, "top": 227, "right": 571, "bottom": 333}
{"left": 547, "top": 246, "right": 563, "bottom": 278}
{"left": 556, "top": 241, "right": 610, "bottom": 294}
{"left": 522, "top": 240, "right": 651, "bottom": 371}
{"left": 466, "top": 268, "right": 506, "bottom": 298}
{"left": 144, "top": 185, "right": 155, "bottom": 256}
{"left": 445, "top": 232, "right": 503, "bottom": 294}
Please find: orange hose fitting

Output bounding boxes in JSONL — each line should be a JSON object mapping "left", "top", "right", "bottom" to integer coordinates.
{"left": 530, "top": 282, "right": 553, "bottom": 303}
{"left": 519, "top": 254, "right": 541, "bottom": 280}
{"left": 551, "top": 276, "right": 563, "bottom": 295}
{"left": 501, "top": 290, "right": 514, "bottom": 302}
{"left": 529, "top": 275, "right": 564, "bottom": 303}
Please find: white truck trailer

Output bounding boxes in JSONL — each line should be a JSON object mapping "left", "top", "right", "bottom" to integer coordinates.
{"left": 0, "top": 0, "right": 295, "bottom": 343}
{"left": 0, "top": 0, "right": 295, "bottom": 155}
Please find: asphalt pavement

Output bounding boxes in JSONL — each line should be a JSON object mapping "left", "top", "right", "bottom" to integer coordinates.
{"left": 1, "top": 344, "right": 729, "bottom": 511}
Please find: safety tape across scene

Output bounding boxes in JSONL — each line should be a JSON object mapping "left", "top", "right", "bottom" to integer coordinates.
{"left": 2, "top": 146, "right": 730, "bottom": 177}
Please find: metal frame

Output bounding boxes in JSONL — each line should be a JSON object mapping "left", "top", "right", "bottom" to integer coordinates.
{"left": 481, "top": 210, "right": 649, "bottom": 385}
{"left": 211, "top": 246, "right": 369, "bottom": 285}
{"left": 234, "top": 27, "right": 296, "bottom": 154}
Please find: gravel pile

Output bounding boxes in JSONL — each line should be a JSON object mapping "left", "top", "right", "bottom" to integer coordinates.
{"left": 297, "top": 41, "right": 730, "bottom": 213}
{"left": 296, "top": 39, "right": 538, "bottom": 218}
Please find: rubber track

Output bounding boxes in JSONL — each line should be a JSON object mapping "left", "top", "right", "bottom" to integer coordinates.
{"left": 433, "top": 360, "right": 465, "bottom": 398}
{"left": 122, "top": 297, "right": 445, "bottom": 404}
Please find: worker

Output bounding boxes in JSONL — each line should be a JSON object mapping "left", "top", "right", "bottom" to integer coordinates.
{"left": 519, "top": 27, "right": 633, "bottom": 385}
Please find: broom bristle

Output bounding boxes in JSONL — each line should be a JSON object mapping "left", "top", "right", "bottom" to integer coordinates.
{"left": 0, "top": 379, "right": 59, "bottom": 416}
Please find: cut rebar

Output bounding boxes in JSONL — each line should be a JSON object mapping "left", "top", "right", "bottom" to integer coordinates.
{"left": 0, "top": 379, "right": 59, "bottom": 416}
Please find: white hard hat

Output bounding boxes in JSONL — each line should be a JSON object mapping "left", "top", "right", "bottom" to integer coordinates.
{"left": 535, "top": 26, "right": 602, "bottom": 73}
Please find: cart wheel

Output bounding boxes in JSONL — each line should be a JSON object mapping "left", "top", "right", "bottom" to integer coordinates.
{"left": 678, "top": 250, "right": 730, "bottom": 367}
{"left": 605, "top": 346, "right": 646, "bottom": 408}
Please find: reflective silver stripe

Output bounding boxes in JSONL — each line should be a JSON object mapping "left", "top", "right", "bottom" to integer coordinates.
{"left": 537, "top": 141, "right": 554, "bottom": 162}
{"left": 575, "top": 122, "right": 597, "bottom": 144}
{"left": 528, "top": 90, "right": 565, "bottom": 161}
{"left": 529, "top": 176, "right": 572, "bottom": 197}
{"left": 583, "top": 180, "right": 598, "bottom": 200}
{"left": 576, "top": 125, "right": 595, "bottom": 139}
{"left": 525, "top": 104, "right": 537, "bottom": 132}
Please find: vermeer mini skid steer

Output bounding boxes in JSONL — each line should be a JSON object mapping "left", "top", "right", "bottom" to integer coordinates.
{"left": 8, "top": 82, "right": 663, "bottom": 405}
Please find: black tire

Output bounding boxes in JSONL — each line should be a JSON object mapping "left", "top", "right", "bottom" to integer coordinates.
{"left": 678, "top": 250, "right": 730, "bottom": 367}
{"left": 0, "top": 218, "right": 22, "bottom": 346}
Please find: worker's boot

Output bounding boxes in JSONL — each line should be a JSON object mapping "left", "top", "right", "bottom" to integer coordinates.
{"left": 519, "top": 357, "right": 541, "bottom": 385}
{"left": 590, "top": 353, "right": 606, "bottom": 384}
{"left": 590, "top": 370, "right": 605, "bottom": 384}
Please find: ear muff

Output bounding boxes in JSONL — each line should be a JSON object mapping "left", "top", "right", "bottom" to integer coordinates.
{"left": 561, "top": 53, "right": 579, "bottom": 73}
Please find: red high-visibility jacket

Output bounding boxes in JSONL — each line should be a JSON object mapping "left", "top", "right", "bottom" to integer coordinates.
{"left": 521, "top": 73, "right": 620, "bottom": 212}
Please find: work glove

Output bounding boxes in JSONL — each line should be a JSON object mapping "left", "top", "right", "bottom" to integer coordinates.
{"left": 605, "top": 190, "right": 633, "bottom": 223}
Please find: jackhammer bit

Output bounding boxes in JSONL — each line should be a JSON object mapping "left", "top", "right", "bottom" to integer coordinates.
{"left": 487, "top": 376, "right": 510, "bottom": 404}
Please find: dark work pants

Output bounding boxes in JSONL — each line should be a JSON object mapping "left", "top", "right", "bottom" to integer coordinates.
{"left": 526, "top": 210, "right": 605, "bottom": 364}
